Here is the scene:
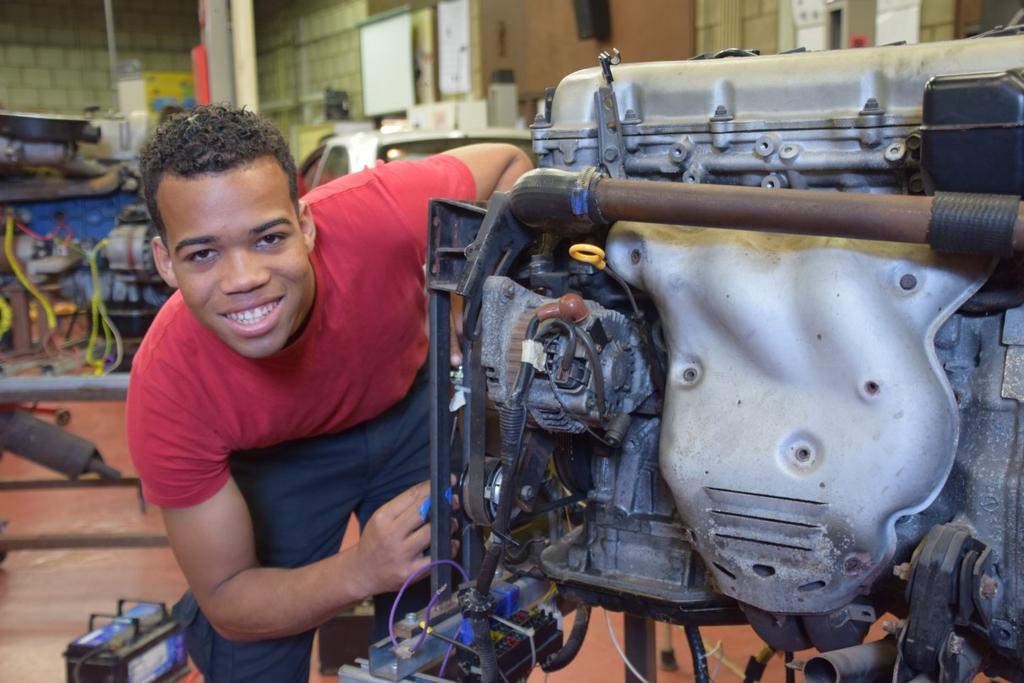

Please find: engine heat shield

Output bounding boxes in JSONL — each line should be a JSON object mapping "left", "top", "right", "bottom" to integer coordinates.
{"left": 605, "top": 221, "right": 991, "bottom": 614}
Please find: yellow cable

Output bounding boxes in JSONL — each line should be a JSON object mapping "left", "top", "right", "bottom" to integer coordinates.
{"left": 0, "top": 296, "right": 11, "bottom": 337}
{"left": 98, "top": 301, "right": 123, "bottom": 374}
{"left": 95, "top": 239, "right": 123, "bottom": 374}
{"left": 4, "top": 215, "right": 57, "bottom": 330}
{"left": 84, "top": 239, "right": 110, "bottom": 374}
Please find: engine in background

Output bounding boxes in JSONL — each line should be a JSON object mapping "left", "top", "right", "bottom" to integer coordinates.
{"left": 0, "top": 111, "right": 168, "bottom": 373}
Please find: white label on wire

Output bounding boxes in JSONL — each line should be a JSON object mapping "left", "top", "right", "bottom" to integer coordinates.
{"left": 449, "top": 387, "right": 467, "bottom": 412}
{"left": 521, "top": 339, "right": 546, "bottom": 371}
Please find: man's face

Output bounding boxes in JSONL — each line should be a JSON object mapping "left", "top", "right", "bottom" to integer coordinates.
{"left": 151, "top": 156, "right": 316, "bottom": 359}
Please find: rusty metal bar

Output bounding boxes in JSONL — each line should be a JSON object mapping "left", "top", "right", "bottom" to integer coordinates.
{"left": 0, "top": 476, "right": 142, "bottom": 491}
{"left": 507, "top": 168, "right": 1024, "bottom": 255}
{"left": 0, "top": 533, "right": 168, "bottom": 551}
{"left": 595, "top": 180, "right": 946, "bottom": 244}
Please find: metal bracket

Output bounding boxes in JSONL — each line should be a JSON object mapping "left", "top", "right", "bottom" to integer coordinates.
{"left": 594, "top": 49, "right": 627, "bottom": 179}
{"left": 896, "top": 524, "right": 1001, "bottom": 682}
{"left": 1001, "top": 305, "right": 1024, "bottom": 400}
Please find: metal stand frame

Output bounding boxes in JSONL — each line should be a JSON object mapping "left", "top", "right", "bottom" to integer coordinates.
{"left": 625, "top": 614, "right": 657, "bottom": 683}
{"left": 424, "top": 197, "right": 659, "bottom": 682}
{"left": 0, "top": 375, "right": 167, "bottom": 559}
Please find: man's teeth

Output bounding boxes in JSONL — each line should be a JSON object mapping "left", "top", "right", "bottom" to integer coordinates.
{"left": 226, "top": 302, "right": 276, "bottom": 325}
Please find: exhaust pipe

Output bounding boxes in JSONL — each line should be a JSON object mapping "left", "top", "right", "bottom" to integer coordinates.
{"left": 803, "top": 639, "right": 898, "bottom": 683}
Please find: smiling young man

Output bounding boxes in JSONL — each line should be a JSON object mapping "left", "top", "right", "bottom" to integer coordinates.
{"left": 126, "top": 105, "right": 531, "bottom": 681}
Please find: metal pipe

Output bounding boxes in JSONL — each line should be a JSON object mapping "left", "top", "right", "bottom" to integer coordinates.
{"left": 103, "top": 0, "right": 119, "bottom": 112}
{"left": 592, "top": 180, "right": 937, "bottom": 244}
{"left": 507, "top": 168, "right": 1024, "bottom": 256}
{"left": 803, "top": 639, "right": 898, "bottom": 683}
{"left": 0, "top": 375, "right": 128, "bottom": 402}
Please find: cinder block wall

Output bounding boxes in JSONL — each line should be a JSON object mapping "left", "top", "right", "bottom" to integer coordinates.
{"left": 696, "top": 0, "right": 779, "bottom": 56}
{"left": 255, "top": 0, "right": 368, "bottom": 137}
{"left": 920, "top": 0, "right": 955, "bottom": 41}
{"left": 0, "top": 0, "right": 197, "bottom": 115}
{"left": 696, "top": 0, "right": 958, "bottom": 55}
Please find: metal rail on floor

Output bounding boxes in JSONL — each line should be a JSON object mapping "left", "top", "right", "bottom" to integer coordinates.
{"left": 0, "top": 532, "right": 169, "bottom": 552}
{"left": 0, "top": 375, "right": 169, "bottom": 561}
{"left": 0, "top": 374, "right": 129, "bottom": 402}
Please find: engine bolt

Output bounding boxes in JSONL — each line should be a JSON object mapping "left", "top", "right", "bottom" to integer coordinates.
{"left": 753, "top": 134, "right": 779, "bottom": 158}
{"left": 843, "top": 555, "right": 864, "bottom": 573}
{"left": 881, "top": 620, "right": 900, "bottom": 635}
{"left": 678, "top": 363, "right": 703, "bottom": 388}
{"left": 501, "top": 281, "right": 516, "bottom": 299}
{"left": 404, "top": 612, "right": 418, "bottom": 625}
{"left": 630, "top": 249, "right": 641, "bottom": 265}
{"left": 899, "top": 274, "right": 917, "bottom": 291}
{"left": 884, "top": 142, "right": 906, "bottom": 162}
{"left": 604, "top": 147, "right": 619, "bottom": 162}
{"left": 893, "top": 562, "right": 911, "bottom": 581}
{"left": 980, "top": 575, "right": 998, "bottom": 599}
{"left": 519, "top": 484, "right": 535, "bottom": 501}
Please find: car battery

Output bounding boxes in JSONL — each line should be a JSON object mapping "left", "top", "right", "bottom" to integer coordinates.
{"left": 317, "top": 599, "right": 375, "bottom": 675}
{"left": 63, "top": 599, "right": 187, "bottom": 683}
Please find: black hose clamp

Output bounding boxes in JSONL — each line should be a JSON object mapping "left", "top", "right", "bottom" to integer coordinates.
{"left": 929, "top": 192, "right": 1020, "bottom": 256}
{"left": 459, "top": 589, "right": 496, "bottom": 619}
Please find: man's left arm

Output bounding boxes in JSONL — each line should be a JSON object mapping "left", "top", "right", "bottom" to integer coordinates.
{"left": 443, "top": 143, "right": 533, "bottom": 199}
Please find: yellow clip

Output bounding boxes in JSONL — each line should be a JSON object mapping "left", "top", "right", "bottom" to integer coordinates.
{"left": 569, "top": 243, "right": 606, "bottom": 270}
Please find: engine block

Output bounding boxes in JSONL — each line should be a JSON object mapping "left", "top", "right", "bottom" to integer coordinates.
{"left": 432, "top": 29, "right": 1024, "bottom": 683}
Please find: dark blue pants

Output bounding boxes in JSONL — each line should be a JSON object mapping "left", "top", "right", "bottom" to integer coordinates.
{"left": 171, "top": 373, "right": 432, "bottom": 682}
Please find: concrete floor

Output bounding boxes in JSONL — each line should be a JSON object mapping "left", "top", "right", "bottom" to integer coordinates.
{"left": 0, "top": 401, "right": 794, "bottom": 682}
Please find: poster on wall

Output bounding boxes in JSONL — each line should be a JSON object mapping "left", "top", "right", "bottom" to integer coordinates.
{"left": 438, "top": 0, "right": 470, "bottom": 95}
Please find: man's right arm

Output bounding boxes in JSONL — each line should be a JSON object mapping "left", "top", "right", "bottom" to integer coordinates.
{"left": 162, "top": 476, "right": 435, "bottom": 641}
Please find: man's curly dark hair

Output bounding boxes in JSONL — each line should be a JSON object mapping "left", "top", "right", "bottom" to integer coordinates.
{"left": 140, "top": 104, "right": 298, "bottom": 238}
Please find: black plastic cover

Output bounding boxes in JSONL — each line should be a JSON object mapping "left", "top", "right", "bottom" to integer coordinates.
{"left": 0, "top": 111, "right": 101, "bottom": 143}
{"left": 921, "top": 68, "right": 1024, "bottom": 196}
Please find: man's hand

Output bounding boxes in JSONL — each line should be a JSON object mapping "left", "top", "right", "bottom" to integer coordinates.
{"left": 353, "top": 481, "right": 434, "bottom": 595}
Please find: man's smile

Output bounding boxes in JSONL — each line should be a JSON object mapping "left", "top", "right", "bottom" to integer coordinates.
{"left": 221, "top": 297, "right": 283, "bottom": 333}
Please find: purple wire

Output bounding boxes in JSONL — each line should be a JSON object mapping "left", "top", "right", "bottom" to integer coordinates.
{"left": 438, "top": 643, "right": 454, "bottom": 678}
{"left": 387, "top": 559, "right": 470, "bottom": 650}
{"left": 410, "top": 587, "right": 446, "bottom": 653}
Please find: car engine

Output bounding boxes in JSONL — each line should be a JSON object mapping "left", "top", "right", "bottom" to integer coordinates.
{"left": 354, "top": 28, "right": 1024, "bottom": 683}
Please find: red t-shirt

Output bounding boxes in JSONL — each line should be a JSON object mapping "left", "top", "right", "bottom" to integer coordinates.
{"left": 126, "top": 155, "right": 475, "bottom": 508}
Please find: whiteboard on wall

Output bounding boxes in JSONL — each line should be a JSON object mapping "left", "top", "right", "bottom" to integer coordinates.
{"left": 359, "top": 11, "right": 415, "bottom": 116}
{"left": 876, "top": 0, "right": 921, "bottom": 45}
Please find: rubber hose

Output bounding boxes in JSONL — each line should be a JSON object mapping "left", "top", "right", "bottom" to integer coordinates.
{"left": 685, "top": 624, "right": 711, "bottom": 683}
{"left": 541, "top": 605, "right": 591, "bottom": 672}
{"left": 475, "top": 543, "right": 502, "bottom": 594}
{"left": 472, "top": 612, "right": 499, "bottom": 683}
{"left": 476, "top": 402, "right": 528, "bottom": 595}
